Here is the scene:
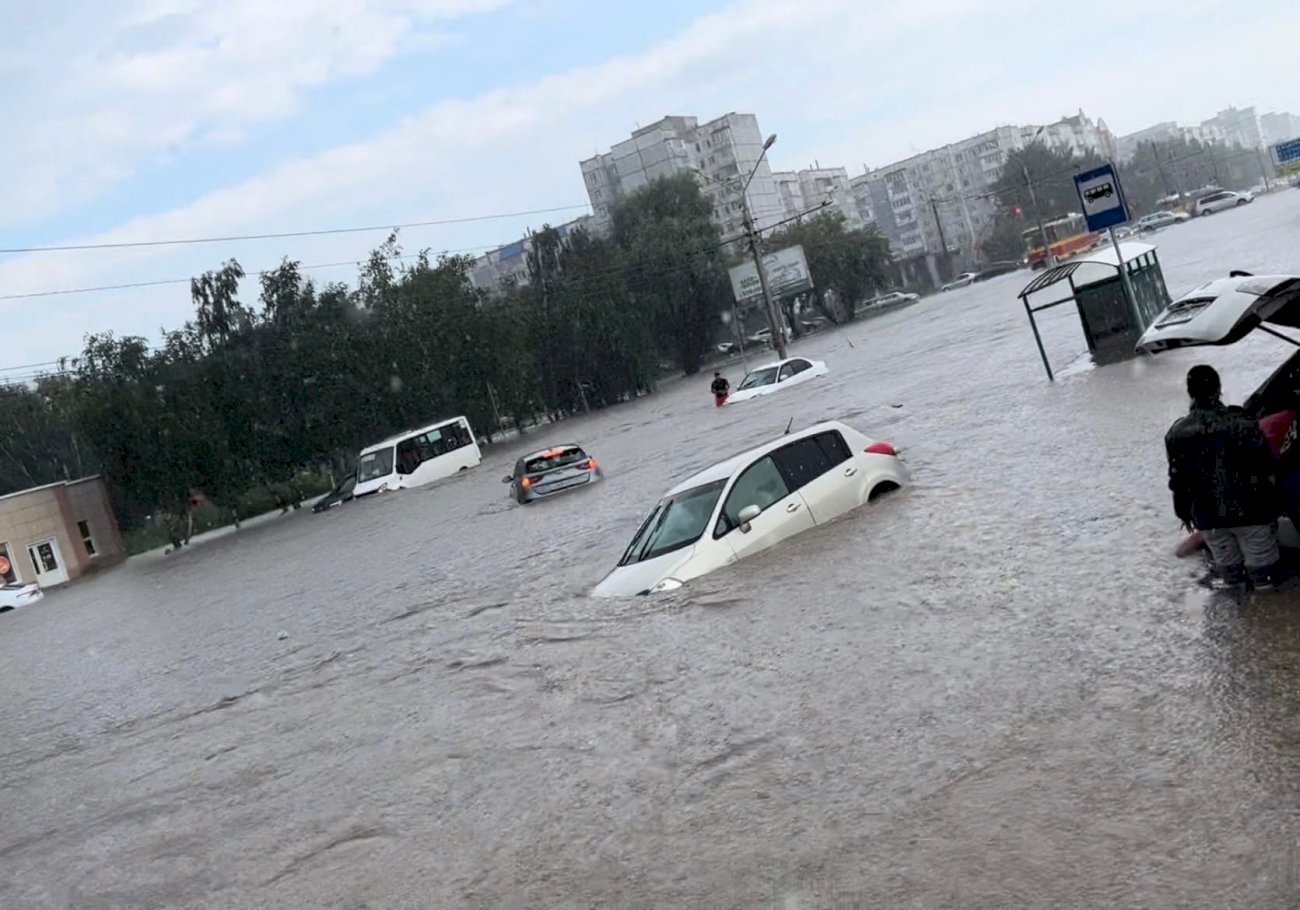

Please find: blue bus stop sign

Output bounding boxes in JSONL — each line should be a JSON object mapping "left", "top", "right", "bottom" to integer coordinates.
{"left": 1074, "top": 162, "right": 1130, "bottom": 232}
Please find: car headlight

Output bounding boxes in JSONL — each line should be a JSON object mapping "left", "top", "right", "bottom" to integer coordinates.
{"left": 651, "top": 577, "right": 684, "bottom": 593}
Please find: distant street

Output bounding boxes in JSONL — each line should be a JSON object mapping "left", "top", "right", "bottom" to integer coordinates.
{"left": 4, "top": 190, "right": 1300, "bottom": 908}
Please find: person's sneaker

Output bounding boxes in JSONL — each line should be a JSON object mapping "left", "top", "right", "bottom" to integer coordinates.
{"left": 1220, "top": 564, "right": 1248, "bottom": 588}
{"left": 1249, "top": 565, "right": 1278, "bottom": 592}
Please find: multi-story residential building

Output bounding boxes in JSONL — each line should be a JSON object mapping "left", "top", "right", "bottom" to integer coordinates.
{"left": 578, "top": 113, "right": 783, "bottom": 242}
{"left": 772, "top": 171, "right": 806, "bottom": 222}
{"left": 1261, "top": 111, "right": 1300, "bottom": 145}
{"left": 770, "top": 165, "right": 863, "bottom": 228}
{"left": 849, "top": 111, "right": 1115, "bottom": 266}
{"left": 1201, "top": 106, "right": 1264, "bottom": 148}
{"left": 1116, "top": 122, "right": 1183, "bottom": 162}
{"left": 469, "top": 215, "right": 592, "bottom": 293}
{"left": 1037, "top": 109, "right": 1117, "bottom": 161}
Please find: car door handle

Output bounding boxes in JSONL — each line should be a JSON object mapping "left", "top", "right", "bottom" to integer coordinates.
{"left": 786, "top": 501, "right": 801, "bottom": 513}
{"left": 844, "top": 467, "right": 858, "bottom": 477}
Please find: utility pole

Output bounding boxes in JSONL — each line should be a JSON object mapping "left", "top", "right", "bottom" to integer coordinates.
{"left": 743, "top": 199, "right": 787, "bottom": 359}
{"left": 929, "top": 196, "right": 949, "bottom": 259}
{"left": 1256, "top": 144, "right": 1273, "bottom": 191}
{"left": 1021, "top": 160, "right": 1054, "bottom": 269}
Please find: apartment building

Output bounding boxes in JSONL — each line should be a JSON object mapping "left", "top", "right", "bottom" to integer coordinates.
{"left": 1201, "top": 106, "right": 1264, "bottom": 148}
{"left": 578, "top": 113, "right": 783, "bottom": 242}
{"left": 469, "top": 215, "right": 592, "bottom": 293}
{"left": 851, "top": 112, "right": 1114, "bottom": 265}
{"left": 769, "top": 165, "right": 864, "bottom": 229}
{"left": 1261, "top": 111, "right": 1300, "bottom": 145}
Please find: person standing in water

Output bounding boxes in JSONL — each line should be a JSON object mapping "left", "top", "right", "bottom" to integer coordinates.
{"left": 710, "top": 371, "right": 730, "bottom": 407}
{"left": 1166, "top": 365, "right": 1281, "bottom": 589}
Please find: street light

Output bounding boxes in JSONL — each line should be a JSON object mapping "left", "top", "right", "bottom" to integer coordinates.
{"left": 702, "top": 133, "right": 788, "bottom": 360}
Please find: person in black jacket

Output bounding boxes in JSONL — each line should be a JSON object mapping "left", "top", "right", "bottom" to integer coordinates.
{"left": 1166, "top": 365, "right": 1281, "bottom": 588}
{"left": 710, "top": 371, "right": 730, "bottom": 407}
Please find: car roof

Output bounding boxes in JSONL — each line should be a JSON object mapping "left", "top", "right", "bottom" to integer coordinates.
{"left": 520, "top": 443, "right": 584, "bottom": 461}
{"left": 664, "top": 420, "right": 865, "bottom": 496}
{"left": 744, "top": 356, "right": 811, "bottom": 374}
{"left": 360, "top": 417, "right": 465, "bottom": 455}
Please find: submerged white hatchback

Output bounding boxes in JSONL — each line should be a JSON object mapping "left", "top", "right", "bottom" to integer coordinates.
{"left": 593, "top": 420, "right": 909, "bottom": 597}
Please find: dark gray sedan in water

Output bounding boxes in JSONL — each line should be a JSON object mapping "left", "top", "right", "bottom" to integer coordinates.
{"left": 504, "top": 444, "right": 602, "bottom": 504}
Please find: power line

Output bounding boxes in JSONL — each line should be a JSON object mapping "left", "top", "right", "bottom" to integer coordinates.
{"left": 0, "top": 244, "right": 499, "bottom": 302}
{"left": 0, "top": 204, "right": 593, "bottom": 255}
{"left": 0, "top": 205, "right": 841, "bottom": 380}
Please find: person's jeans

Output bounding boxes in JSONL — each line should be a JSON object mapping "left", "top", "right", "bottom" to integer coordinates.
{"left": 1202, "top": 523, "right": 1280, "bottom": 583}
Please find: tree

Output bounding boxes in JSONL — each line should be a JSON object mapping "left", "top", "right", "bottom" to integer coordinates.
{"left": 611, "top": 172, "right": 731, "bottom": 375}
{"left": 977, "top": 214, "right": 1030, "bottom": 264}
{"left": 762, "top": 213, "right": 891, "bottom": 325}
{"left": 989, "top": 142, "right": 1103, "bottom": 223}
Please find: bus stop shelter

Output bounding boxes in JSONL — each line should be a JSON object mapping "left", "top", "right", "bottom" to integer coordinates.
{"left": 1018, "top": 241, "right": 1171, "bottom": 380}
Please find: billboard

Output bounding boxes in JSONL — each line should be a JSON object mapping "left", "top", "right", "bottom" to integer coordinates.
{"left": 728, "top": 245, "right": 814, "bottom": 303}
{"left": 1272, "top": 138, "right": 1300, "bottom": 171}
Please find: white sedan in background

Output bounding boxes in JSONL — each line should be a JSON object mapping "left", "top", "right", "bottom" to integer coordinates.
{"left": 726, "top": 356, "right": 829, "bottom": 403}
{"left": 942, "top": 272, "right": 978, "bottom": 291}
{"left": 0, "top": 582, "right": 43, "bottom": 613}
{"left": 593, "top": 420, "right": 909, "bottom": 596}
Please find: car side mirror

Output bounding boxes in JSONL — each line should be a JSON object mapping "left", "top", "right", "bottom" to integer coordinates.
{"left": 738, "top": 504, "right": 762, "bottom": 533}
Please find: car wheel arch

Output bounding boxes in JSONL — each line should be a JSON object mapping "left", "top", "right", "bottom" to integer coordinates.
{"left": 868, "top": 481, "right": 901, "bottom": 502}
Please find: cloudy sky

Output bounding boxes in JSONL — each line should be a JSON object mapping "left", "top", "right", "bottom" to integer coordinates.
{"left": 2, "top": 0, "right": 1296, "bottom": 375}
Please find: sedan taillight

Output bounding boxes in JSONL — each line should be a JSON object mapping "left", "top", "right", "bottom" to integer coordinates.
{"left": 865, "top": 441, "right": 897, "bottom": 456}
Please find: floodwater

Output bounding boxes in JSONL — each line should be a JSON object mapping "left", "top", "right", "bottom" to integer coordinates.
{"left": 4, "top": 192, "right": 1300, "bottom": 909}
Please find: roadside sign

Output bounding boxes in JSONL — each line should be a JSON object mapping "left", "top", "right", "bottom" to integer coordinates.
{"left": 1272, "top": 138, "right": 1300, "bottom": 170}
{"left": 1074, "top": 162, "right": 1130, "bottom": 232}
{"left": 728, "top": 245, "right": 814, "bottom": 303}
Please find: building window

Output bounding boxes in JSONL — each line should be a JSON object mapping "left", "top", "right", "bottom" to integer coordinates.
{"left": 78, "top": 520, "right": 97, "bottom": 557}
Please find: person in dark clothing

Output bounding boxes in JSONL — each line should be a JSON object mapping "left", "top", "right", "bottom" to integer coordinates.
{"left": 1166, "top": 365, "right": 1281, "bottom": 589}
{"left": 710, "top": 371, "right": 730, "bottom": 407}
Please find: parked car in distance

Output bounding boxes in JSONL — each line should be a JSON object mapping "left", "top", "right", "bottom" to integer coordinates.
{"left": 865, "top": 291, "right": 919, "bottom": 308}
{"left": 1136, "top": 210, "right": 1189, "bottom": 232}
{"left": 1193, "top": 190, "right": 1252, "bottom": 216}
{"left": 716, "top": 341, "right": 738, "bottom": 355}
{"left": 746, "top": 327, "right": 774, "bottom": 348}
{"left": 727, "top": 356, "right": 829, "bottom": 403}
{"left": 0, "top": 582, "right": 43, "bottom": 613}
{"left": 974, "top": 261, "right": 1022, "bottom": 281}
{"left": 312, "top": 473, "right": 356, "bottom": 513}
{"left": 942, "top": 272, "right": 978, "bottom": 291}
{"left": 593, "top": 420, "right": 909, "bottom": 596}
{"left": 504, "top": 444, "right": 602, "bottom": 504}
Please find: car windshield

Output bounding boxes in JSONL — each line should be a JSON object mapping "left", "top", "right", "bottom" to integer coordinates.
{"left": 524, "top": 446, "right": 587, "bottom": 474}
{"left": 357, "top": 448, "right": 394, "bottom": 483}
{"left": 618, "top": 480, "right": 726, "bottom": 566}
{"left": 738, "top": 367, "right": 780, "bottom": 390}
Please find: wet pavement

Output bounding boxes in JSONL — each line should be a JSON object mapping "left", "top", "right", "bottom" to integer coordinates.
{"left": 4, "top": 191, "right": 1300, "bottom": 908}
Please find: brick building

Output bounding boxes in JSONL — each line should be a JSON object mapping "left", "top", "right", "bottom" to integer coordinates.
{"left": 0, "top": 477, "right": 125, "bottom": 588}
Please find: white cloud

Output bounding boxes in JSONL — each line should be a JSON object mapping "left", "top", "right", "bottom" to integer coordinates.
{"left": 0, "top": 0, "right": 514, "bottom": 227}
{"left": 1, "top": 0, "right": 1296, "bottom": 367}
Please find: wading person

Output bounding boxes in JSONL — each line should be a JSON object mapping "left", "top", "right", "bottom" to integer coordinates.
{"left": 710, "top": 371, "right": 730, "bottom": 407}
{"left": 1166, "top": 365, "right": 1281, "bottom": 589}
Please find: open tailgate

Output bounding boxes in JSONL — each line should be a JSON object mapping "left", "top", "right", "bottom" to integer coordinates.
{"left": 1136, "top": 275, "right": 1300, "bottom": 353}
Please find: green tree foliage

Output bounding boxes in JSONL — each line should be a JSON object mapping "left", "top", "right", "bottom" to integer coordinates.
{"left": 762, "top": 212, "right": 891, "bottom": 325}
{"left": 0, "top": 172, "right": 759, "bottom": 531}
{"left": 986, "top": 137, "right": 1274, "bottom": 241}
{"left": 976, "top": 214, "right": 1031, "bottom": 264}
